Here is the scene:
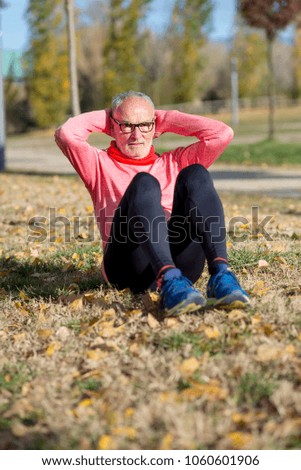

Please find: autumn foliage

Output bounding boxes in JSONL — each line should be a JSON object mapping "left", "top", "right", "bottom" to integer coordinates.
{"left": 0, "top": 170, "right": 301, "bottom": 449}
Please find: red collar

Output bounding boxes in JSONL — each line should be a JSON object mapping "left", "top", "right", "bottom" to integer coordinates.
{"left": 107, "top": 140, "right": 157, "bottom": 166}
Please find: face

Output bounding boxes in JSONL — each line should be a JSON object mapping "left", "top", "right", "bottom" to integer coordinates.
{"left": 111, "top": 97, "right": 155, "bottom": 159}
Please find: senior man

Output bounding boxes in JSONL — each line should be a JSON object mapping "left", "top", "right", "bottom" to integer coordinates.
{"left": 55, "top": 90, "right": 250, "bottom": 316}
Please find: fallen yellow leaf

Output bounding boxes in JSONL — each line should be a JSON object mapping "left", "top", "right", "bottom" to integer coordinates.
{"left": 228, "top": 310, "right": 247, "bottom": 322}
{"left": 147, "top": 313, "right": 160, "bottom": 329}
{"left": 14, "top": 301, "right": 31, "bottom": 315}
{"left": 251, "top": 281, "right": 269, "bottom": 297}
{"left": 78, "top": 398, "right": 94, "bottom": 408}
{"left": 164, "top": 317, "right": 180, "bottom": 328}
{"left": 204, "top": 326, "right": 221, "bottom": 339}
{"left": 125, "top": 309, "right": 143, "bottom": 317}
{"left": 112, "top": 427, "right": 137, "bottom": 440}
{"left": 69, "top": 297, "right": 84, "bottom": 311}
{"left": 46, "top": 341, "right": 62, "bottom": 357}
{"left": 99, "top": 323, "right": 125, "bottom": 338}
{"left": 124, "top": 407, "right": 135, "bottom": 418}
{"left": 97, "top": 434, "right": 114, "bottom": 450}
{"left": 256, "top": 344, "right": 283, "bottom": 362}
{"left": 37, "top": 329, "right": 53, "bottom": 340}
{"left": 160, "top": 433, "right": 174, "bottom": 450}
{"left": 129, "top": 342, "right": 140, "bottom": 355}
{"left": 232, "top": 411, "right": 267, "bottom": 426}
{"left": 251, "top": 313, "right": 263, "bottom": 325}
{"left": 86, "top": 349, "right": 108, "bottom": 361}
{"left": 13, "top": 332, "right": 27, "bottom": 343}
{"left": 179, "top": 382, "right": 228, "bottom": 401}
{"left": 227, "top": 431, "right": 253, "bottom": 449}
{"left": 178, "top": 357, "right": 199, "bottom": 377}
{"left": 102, "top": 308, "right": 116, "bottom": 321}
{"left": 159, "top": 391, "right": 178, "bottom": 403}
{"left": 285, "top": 344, "right": 296, "bottom": 355}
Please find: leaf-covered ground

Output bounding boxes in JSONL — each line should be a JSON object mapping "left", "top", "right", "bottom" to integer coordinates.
{"left": 0, "top": 173, "right": 301, "bottom": 450}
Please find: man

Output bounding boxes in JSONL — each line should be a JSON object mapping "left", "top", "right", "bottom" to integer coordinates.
{"left": 55, "top": 90, "right": 250, "bottom": 316}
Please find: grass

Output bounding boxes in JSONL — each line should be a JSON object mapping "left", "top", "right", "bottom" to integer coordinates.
{"left": 1, "top": 173, "right": 301, "bottom": 450}
{"left": 220, "top": 141, "right": 301, "bottom": 166}
{"left": 236, "top": 373, "right": 277, "bottom": 407}
{"left": 156, "top": 138, "right": 301, "bottom": 167}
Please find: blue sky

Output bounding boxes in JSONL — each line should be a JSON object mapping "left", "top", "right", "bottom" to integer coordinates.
{"left": 1, "top": 0, "right": 237, "bottom": 51}
{"left": 1, "top": 0, "right": 293, "bottom": 51}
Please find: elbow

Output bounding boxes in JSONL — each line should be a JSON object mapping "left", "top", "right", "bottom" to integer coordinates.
{"left": 219, "top": 124, "right": 234, "bottom": 151}
{"left": 54, "top": 124, "right": 69, "bottom": 145}
{"left": 224, "top": 124, "right": 234, "bottom": 144}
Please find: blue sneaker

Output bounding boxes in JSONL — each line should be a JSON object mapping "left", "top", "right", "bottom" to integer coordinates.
{"left": 160, "top": 268, "right": 206, "bottom": 317}
{"left": 207, "top": 265, "right": 250, "bottom": 309}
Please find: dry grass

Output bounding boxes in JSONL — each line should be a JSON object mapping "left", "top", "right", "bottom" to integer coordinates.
{"left": 0, "top": 173, "right": 301, "bottom": 450}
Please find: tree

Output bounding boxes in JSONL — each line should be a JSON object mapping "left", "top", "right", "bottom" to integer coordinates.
{"left": 65, "top": 0, "right": 80, "bottom": 115}
{"left": 102, "top": 0, "right": 151, "bottom": 105}
{"left": 239, "top": 0, "right": 301, "bottom": 140}
{"left": 0, "top": 0, "right": 8, "bottom": 171}
{"left": 169, "top": 0, "right": 212, "bottom": 103}
{"left": 25, "top": 0, "right": 70, "bottom": 128}
{"left": 233, "top": 30, "right": 267, "bottom": 98}
{"left": 292, "top": 12, "right": 301, "bottom": 98}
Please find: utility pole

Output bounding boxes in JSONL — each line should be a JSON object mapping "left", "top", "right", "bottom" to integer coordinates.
{"left": 230, "top": 57, "right": 239, "bottom": 126}
{"left": 65, "top": 0, "right": 80, "bottom": 116}
{"left": 230, "top": 0, "right": 239, "bottom": 127}
{"left": 0, "top": 4, "right": 5, "bottom": 171}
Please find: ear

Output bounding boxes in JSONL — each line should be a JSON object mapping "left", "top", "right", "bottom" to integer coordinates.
{"left": 110, "top": 119, "right": 116, "bottom": 138}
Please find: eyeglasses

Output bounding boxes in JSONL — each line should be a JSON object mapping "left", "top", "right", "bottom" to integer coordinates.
{"left": 111, "top": 116, "right": 155, "bottom": 134}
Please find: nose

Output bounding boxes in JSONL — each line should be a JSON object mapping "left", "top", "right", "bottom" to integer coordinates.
{"left": 131, "top": 125, "right": 143, "bottom": 138}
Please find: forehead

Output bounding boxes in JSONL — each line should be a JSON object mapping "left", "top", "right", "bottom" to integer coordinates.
{"left": 114, "top": 97, "right": 154, "bottom": 122}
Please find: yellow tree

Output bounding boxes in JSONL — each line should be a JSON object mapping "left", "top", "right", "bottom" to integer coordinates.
{"left": 26, "top": 0, "right": 70, "bottom": 128}
{"left": 170, "top": 0, "right": 212, "bottom": 103}
{"left": 103, "top": 0, "right": 151, "bottom": 105}
{"left": 233, "top": 31, "right": 267, "bottom": 98}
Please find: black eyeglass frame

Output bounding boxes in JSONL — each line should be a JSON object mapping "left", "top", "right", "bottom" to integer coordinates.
{"left": 111, "top": 116, "right": 156, "bottom": 134}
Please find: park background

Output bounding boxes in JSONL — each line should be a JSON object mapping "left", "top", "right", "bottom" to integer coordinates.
{"left": 0, "top": 0, "right": 301, "bottom": 452}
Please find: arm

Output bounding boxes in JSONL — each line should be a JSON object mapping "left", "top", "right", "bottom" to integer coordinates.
{"left": 154, "top": 109, "right": 234, "bottom": 168}
{"left": 54, "top": 110, "right": 112, "bottom": 190}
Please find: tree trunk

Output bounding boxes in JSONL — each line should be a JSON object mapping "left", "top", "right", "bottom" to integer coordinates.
{"left": 267, "top": 34, "right": 275, "bottom": 140}
{"left": 65, "top": 0, "right": 80, "bottom": 116}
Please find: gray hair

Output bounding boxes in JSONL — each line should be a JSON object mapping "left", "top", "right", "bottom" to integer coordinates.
{"left": 111, "top": 90, "right": 154, "bottom": 111}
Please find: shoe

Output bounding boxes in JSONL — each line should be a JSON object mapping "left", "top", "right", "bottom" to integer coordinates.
{"left": 207, "top": 265, "right": 250, "bottom": 309}
{"left": 159, "top": 268, "right": 206, "bottom": 317}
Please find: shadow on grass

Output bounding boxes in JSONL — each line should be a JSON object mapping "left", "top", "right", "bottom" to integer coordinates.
{"left": 4, "top": 169, "right": 78, "bottom": 178}
{"left": 0, "top": 429, "right": 62, "bottom": 450}
{"left": 0, "top": 255, "right": 106, "bottom": 300}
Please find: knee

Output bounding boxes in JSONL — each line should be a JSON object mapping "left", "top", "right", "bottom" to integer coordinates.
{"left": 178, "top": 164, "right": 212, "bottom": 188}
{"left": 129, "top": 172, "right": 161, "bottom": 197}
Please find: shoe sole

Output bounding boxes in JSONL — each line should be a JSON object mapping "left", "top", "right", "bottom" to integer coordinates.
{"left": 207, "top": 294, "right": 250, "bottom": 310}
{"left": 163, "top": 299, "right": 206, "bottom": 317}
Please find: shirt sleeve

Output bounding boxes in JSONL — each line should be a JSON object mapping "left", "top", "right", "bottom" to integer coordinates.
{"left": 154, "top": 109, "right": 234, "bottom": 168}
{"left": 54, "top": 110, "right": 111, "bottom": 191}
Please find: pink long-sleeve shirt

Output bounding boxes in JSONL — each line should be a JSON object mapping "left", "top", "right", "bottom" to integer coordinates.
{"left": 55, "top": 109, "right": 233, "bottom": 249}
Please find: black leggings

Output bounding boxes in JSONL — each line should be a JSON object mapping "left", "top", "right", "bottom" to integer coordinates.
{"left": 103, "top": 164, "right": 227, "bottom": 292}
